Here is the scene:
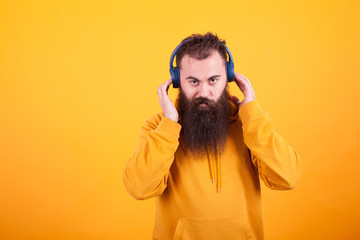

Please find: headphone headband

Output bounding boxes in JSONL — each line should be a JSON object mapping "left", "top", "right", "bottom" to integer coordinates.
{"left": 224, "top": 45, "right": 233, "bottom": 63}
{"left": 169, "top": 42, "right": 183, "bottom": 71}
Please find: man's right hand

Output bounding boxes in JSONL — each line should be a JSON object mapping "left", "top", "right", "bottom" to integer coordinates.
{"left": 157, "top": 79, "right": 179, "bottom": 122}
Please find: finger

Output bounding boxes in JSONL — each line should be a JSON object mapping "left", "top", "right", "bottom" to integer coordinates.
{"left": 164, "top": 78, "right": 173, "bottom": 92}
{"left": 234, "top": 72, "right": 250, "bottom": 84}
{"left": 234, "top": 72, "right": 253, "bottom": 94}
{"left": 162, "top": 79, "right": 172, "bottom": 92}
{"left": 231, "top": 95, "right": 241, "bottom": 105}
{"left": 158, "top": 79, "right": 172, "bottom": 96}
{"left": 235, "top": 72, "right": 250, "bottom": 81}
{"left": 234, "top": 73, "right": 248, "bottom": 92}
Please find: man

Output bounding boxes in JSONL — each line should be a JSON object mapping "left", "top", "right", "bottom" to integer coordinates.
{"left": 123, "top": 33, "right": 301, "bottom": 240}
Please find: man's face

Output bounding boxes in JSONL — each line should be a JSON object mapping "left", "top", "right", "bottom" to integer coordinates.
{"left": 179, "top": 50, "right": 227, "bottom": 104}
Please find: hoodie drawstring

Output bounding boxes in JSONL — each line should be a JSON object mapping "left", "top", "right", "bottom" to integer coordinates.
{"left": 208, "top": 153, "right": 221, "bottom": 192}
{"left": 216, "top": 154, "right": 221, "bottom": 192}
{"left": 208, "top": 154, "right": 215, "bottom": 184}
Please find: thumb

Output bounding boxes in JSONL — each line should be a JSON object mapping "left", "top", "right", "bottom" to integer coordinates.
{"left": 231, "top": 95, "right": 242, "bottom": 111}
{"left": 231, "top": 96, "right": 241, "bottom": 105}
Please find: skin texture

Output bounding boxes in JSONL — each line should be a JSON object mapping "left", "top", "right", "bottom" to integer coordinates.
{"left": 157, "top": 51, "right": 256, "bottom": 122}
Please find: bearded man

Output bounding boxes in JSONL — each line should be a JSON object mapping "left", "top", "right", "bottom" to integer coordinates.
{"left": 123, "top": 33, "right": 301, "bottom": 240}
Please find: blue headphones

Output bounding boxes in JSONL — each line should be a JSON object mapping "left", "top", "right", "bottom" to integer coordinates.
{"left": 169, "top": 42, "right": 235, "bottom": 88}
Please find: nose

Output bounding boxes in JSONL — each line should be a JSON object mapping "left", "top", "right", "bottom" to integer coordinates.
{"left": 197, "top": 83, "right": 210, "bottom": 99}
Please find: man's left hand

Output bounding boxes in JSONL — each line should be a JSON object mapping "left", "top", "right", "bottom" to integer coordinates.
{"left": 232, "top": 72, "right": 256, "bottom": 109}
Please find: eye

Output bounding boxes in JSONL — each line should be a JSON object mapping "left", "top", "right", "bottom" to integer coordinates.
{"left": 209, "top": 78, "right": 217, "bottom": 84}
{"left": 190, "top": 80, "right": 199, "bottom": 86}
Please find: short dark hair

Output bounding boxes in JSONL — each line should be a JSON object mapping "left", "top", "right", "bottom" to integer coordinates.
{"left": 175, "top": 32, "right": 228, "bottom": 70}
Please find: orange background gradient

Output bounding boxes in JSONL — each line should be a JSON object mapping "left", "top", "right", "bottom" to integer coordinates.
{"left": 1, "top": 1, "right": 359, "bottom": 239}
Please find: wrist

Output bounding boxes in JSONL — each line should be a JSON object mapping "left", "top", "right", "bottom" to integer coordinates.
{"left": 243, "top": 97, "right": 255, "bottom": 106}
{"left": 164, "top": 114, "right": 178, "bottom": 123}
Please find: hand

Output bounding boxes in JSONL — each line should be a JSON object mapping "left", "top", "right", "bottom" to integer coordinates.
{"left": 157, "top": 79, "right": 179, "bottom": 122}
{"left": 231, "top": 72, "right": 256, "bottom": 110}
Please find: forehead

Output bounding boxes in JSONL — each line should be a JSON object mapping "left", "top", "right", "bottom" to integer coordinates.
{"left": 179, "top": 51, "right": 226, "bottom": 75}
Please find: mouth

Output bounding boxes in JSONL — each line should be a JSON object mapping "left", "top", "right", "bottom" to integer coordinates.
{"left": 194, "top": 97, "right": 211, "bottom": 107}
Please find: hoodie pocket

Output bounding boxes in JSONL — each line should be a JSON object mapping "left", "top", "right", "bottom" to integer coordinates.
{"left": 172, "top": 216, "right": 253, "bottom": 240}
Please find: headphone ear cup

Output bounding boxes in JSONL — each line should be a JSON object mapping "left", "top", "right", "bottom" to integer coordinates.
{"left": 172, "top": 67, "right": 180, "bottom": 88}
{"left": 226, "top": 61, "right": 235, "bottom": 82}
{"left": 170, "top": 68, "right": 176, "bottom": 82}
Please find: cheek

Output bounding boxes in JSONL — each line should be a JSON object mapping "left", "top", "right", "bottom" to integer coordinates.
{"left": 186, "top": 89, "right": 197, "bottom": 99}
{"left": 180, "top": 86, "right": 195, "bottom": 99}
{"left": 214, "top": 83, "right": 227, "bottom": 98}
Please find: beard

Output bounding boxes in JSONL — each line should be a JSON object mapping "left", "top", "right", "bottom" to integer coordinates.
{"left": 175, "top": 86, "right": 231, "bottom": 160}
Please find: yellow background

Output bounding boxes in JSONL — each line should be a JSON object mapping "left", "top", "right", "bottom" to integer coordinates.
{"left": 1, "top": 0, "right": 359, "bottom": 239}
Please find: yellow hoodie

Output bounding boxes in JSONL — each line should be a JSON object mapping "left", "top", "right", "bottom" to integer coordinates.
{"left": 123, "top": 100, "right": 301, "bottom": 240}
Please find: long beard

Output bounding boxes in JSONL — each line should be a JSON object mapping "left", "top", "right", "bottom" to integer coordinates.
{"left": 175, "top": 87, "right": 231, "bottom": 160}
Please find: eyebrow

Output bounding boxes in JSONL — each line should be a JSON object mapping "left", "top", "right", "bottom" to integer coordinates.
{"left": 186, "top": 74, "right": 222, "bottom": 81}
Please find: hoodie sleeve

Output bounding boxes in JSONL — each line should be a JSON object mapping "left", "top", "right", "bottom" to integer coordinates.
{"left": 123, "top": 113, "right": 182, "bottom": 200}
{"left": 239, "top": 101, "right": 301, "bottom": 190}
